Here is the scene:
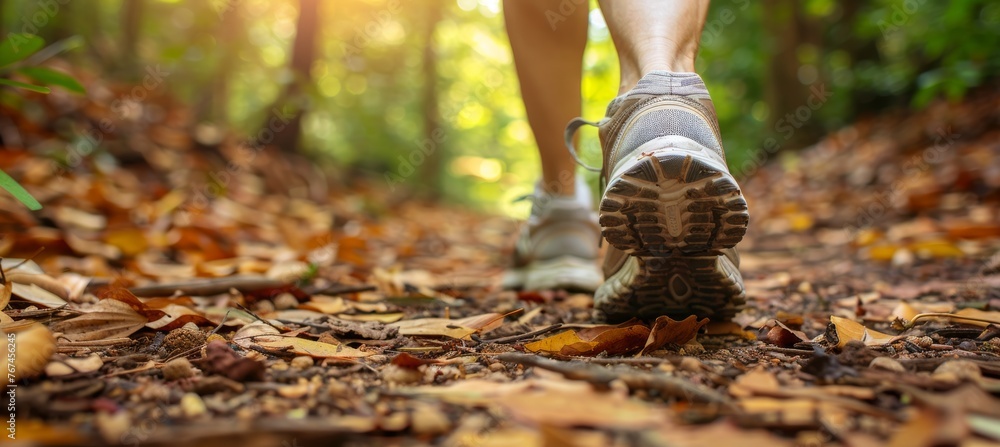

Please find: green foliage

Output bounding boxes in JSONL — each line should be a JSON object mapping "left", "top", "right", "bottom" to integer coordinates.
{"left": 0, "top": 33, "right": 85, "bottom": 94}
{"left": 0, "top": 33, "right": 45, "bottom": 67}
{"left": 6, "top": 0, "right": 995, "bottom": 210}
{"left": 0, "top": 169, "right": 41, "bottom": 211}
{"left": 17, "top": 66, "right": 85, "bottom": 93}
{"left": 0, "top": 32, "right": 89, "bottom": 210}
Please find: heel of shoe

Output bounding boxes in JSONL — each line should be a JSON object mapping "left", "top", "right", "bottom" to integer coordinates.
{"left": 598, "top": 139, "right": 749, "bottom": 256}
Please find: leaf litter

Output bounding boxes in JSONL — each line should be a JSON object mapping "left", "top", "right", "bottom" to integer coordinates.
{"left": 3, "top": 73, "right": 1000, "bottom": 446}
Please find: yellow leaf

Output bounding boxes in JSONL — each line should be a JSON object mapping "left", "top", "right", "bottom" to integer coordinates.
{"left": 830, "top": 316, "right": 898, "bottom": 348}
{"left": 525, "top": 320, "right": 650, "bottom": 356}
{"left": 524, "top": 330, "right": 597, "bottom": 356}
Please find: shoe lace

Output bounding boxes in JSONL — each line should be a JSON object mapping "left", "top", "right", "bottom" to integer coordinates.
{"left": 563, "top": 117, "right": 608, "bottom": 174}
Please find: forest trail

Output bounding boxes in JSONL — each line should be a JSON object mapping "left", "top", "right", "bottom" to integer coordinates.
{"left": 3, "top": 82, "right": 1000, "bottom": 446}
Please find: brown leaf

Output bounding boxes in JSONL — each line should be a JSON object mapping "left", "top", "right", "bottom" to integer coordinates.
{"left": 145, "top": 304, "right": 213, "bottom": 331}
{"left": 391, "top": 352, "right": 444, "bottom": 369}
{"left": 758, "top": 320, "right": 811, "bottom": 348}
{"left": 390, "top": 312, "right": 504, "bottom": 340}
{"left": 203, "top": 340, "right": 264, "bottom": 382}
{"left": 50, "top": 299, "right": 148, "bottom": 342}
{"left": 95, "top": 287, "right": 167, "bottom": 321}
{"left": 638, "top": 315, "right": 708, "bottom": 356}
{"left": 233, "top": 322, "right": 371, "bottom": 358}
{"left": 525, "top": 319, "right": 650, "bottom": 357}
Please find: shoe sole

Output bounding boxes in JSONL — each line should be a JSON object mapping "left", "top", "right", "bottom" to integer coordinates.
{"left": 598, "top": 143, "right": 749, "bottom": 256}
{"left": 594, "top": 252, "right": 746, "bottom": 322}
{"left": 595, "top": 139, "right": 749, "bottom": 321}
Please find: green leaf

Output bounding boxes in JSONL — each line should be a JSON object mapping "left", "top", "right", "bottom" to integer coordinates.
{"left": 16, "top": 67, "right": 85, "bottom": 94}
{"left": 0, "top": 169, "right": 42, "bottom": 210}
{"left": 0, "top": 34, "right": 45, "bottom": 68}
{"left": 0, "top": 78, "right": 50, "bottom": 94}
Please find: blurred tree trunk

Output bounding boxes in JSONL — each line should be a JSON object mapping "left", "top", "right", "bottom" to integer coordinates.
{"left": 120, "top": 0, "right": 143, "bottom": 80}
{"left": 264, "top": 0, "right": 320, "bottom": 152}
{"left": 416, "top": 0, "right": 446, "bottom": 198}
{"left": 761, "top": 0, "right": 824, "bottom": 150}
{"left": 195, "top": 3, "right": 245, "bottom": 125}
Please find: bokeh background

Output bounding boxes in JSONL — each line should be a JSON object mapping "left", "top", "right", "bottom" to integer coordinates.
{"left": 2, "top": 0, "right": 998, "bottom": 215}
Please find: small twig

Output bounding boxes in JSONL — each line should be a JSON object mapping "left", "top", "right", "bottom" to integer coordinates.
{"left": 497, "top": 352, "right": 733, "bottom": 406}
{"left": 763, "top": 347, "right": 817, "bottom": 356}
{"left": 209, "top": 309, "right": 233, "bottom": 336}
{"left": 479, "top": 323, "right": 564, "bottom": 344}
{"left": 276, "top": 318, "right": 329, "bottom": 330}
{"left": 234, "top": 303, "right": 283, "bottom": 332}
{"left": 163, "top": 344, "right": 207, "bottom": 364}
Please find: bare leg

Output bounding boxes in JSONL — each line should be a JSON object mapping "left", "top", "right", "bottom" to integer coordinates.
{"left": 598, "top": 0, "right": 710, "bottom": 93}
{"left": 503, "top": 0, "right": 589, "bottom": 196}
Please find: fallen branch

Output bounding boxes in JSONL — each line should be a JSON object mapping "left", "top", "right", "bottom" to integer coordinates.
{"left": 496, "top": 352, "right": 733, "bottom": 406}
{"left": 129, "top": 276, "right": 285, "bottom": 297}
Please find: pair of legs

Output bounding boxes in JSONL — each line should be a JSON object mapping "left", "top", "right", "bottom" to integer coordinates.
{"left": 504, "top": 0, "right": 710, "bottom": 197}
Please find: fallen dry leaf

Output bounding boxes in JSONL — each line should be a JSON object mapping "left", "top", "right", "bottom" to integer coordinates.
{"left": 758, "top": 319, "right": 811, "bottom": 348}
{"left": 50, "top": 299, "right": 148, "bottom": 342}
{"left": 390, "top": 312, "right": 504, "bottom": 340}
{"left": 829, "top": 315, "right": 899, "bottom": 348}
{"left": 45, "top": 353, "right": 104, "bottom": 377}
{"left": 524, "top": 319, "right": 650, "bottom": 357}
{"left": 11, "top": 282, "right": 67, "bottom": 308}
{"left": 1, "top": 321, "right": 56, "bottom": 379}
{"left": 299, "top": 296, "right": 348, "bottom": 314}
{"left": 234, "top": 322, "right": 371, "bottom": 358}
{"left": 145, "top": 304, "right": 214, "bottom": 331}
{"left": 639, "top": 315, "right": 708, "bottom": 356}
{"left": 498, "top": 388, "right": 665, "bottom": 429}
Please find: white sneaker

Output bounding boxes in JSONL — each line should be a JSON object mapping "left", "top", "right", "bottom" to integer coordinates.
{"left": 502, "top": 177, "right": 602, "bottom": 292}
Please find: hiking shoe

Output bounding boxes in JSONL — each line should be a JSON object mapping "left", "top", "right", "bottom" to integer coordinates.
{"left": 502, "top": 177, "right": 603, "bottom": 292}
{"left": 565, "top": 71, "right": 749, "bottom": 321}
